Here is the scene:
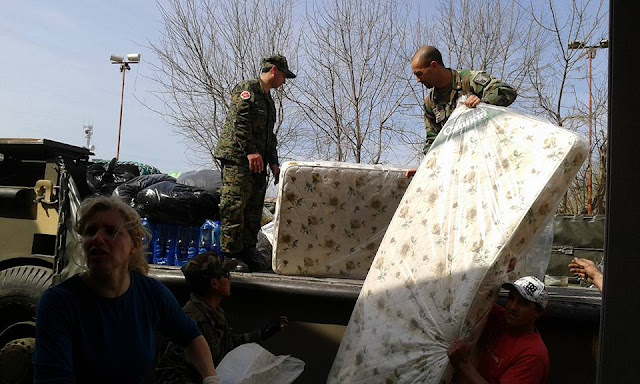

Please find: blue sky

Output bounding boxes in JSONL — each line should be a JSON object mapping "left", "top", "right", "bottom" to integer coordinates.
{"left": 0, "top": 1, "right": 188, "bottom": 172}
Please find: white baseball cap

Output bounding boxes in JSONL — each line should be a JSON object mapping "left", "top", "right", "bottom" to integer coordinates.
{"left": 502, "top": 276, "right": 548, "bottom": 308}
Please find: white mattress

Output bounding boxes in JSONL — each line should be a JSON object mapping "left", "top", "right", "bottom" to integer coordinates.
{"left": 272, "top": 161, "right": 410, "bottom": 278}
{"left": 328, "top": 102, "right": 587, "bottom": 383}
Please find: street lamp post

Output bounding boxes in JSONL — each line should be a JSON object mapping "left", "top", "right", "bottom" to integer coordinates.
{"left": 110, "top": 53, "right": 141, "bottom": 160}
{"left": 568, "top": 39, "right": 608, "bottom": 215}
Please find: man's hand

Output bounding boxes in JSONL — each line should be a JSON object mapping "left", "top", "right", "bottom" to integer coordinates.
{"left": 464, "top": 95, "right": 481, "bottom": 108}
{"left": 568, "top": 257, "right": 603, "bottom": 292}
{"left": 447, "top": 339, "right": 489, "bottom": 383}
{"left": 270, "top": 164, "right": 280, "bottom": 185}
{"left": 247, "top": 153, "right": 264, "bottom": 173}
{"left": 447, "top": 339, "right": 472, "bottom": 366}
{"left": 261, "top": 316, "right": 288, "bottom": 339}
{"left": 405, "top": 168, "right": 417, "bottom": 178}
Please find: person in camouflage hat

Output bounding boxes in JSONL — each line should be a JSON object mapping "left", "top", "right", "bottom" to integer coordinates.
{"left": 214, "top": 54, "right": 296, "bottom": 270}
{"left": 406, "top": 46, "right": 517, "bottom": 177}
{"left": 155, "top": 252, "right": 288, "bottom": 383}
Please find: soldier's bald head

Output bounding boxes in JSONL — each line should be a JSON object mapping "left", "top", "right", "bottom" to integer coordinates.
{"left": 412, "top": 46, "right": 444, "bottom": 68}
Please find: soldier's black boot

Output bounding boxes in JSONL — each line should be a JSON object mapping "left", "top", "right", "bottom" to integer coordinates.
{"left": 223, "top": 252, "right": 250, "bottom": 272}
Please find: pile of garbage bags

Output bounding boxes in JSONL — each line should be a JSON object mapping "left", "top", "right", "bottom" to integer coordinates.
{"left": 87, "top": 160, "right": 222, "bottom": 227}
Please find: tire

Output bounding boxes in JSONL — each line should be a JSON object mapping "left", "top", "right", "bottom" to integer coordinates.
{"left": 0, "top": 337, "right": 36, "bottom": 384}
{"left": 0, "top": 266, "right": 53, "bottom": 333}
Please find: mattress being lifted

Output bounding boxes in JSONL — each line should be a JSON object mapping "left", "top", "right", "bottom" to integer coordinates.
{"left": 328, "top": 101, "right": 587, "bottom": 383}
{"left": 272, "top": 161, "right": 410, "bottom": 279}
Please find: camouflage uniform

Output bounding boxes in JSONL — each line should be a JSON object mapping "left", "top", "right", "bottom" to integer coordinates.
{"left": 214, "top": 55, "right": 295, "bottom": 258}
{"left": 422, "top": 69, "right": 517, "bottom": 154}
{"left": 155, "top": 252, "right": 263, "bottom": 383}
{"left": 155, "top": 294, "right": 264, "bottom": 383}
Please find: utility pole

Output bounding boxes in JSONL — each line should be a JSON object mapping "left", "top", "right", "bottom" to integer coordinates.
{"left": 568, "top": 39, "right": 608, "bottom": 215}
{"left": 109, "top": 53, "right": 141, "bottom": 160}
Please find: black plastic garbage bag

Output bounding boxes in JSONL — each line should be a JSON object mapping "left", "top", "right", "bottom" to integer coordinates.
{"left": 176, "top": 170, "right": 222, "bottom": 193}
{"left": 112, "top": 174, "right": 176, "bottom": 206}
{"left": 86, "top": 158, "right": 136, "bottom": 195}
{"left": 135, "top": 181, "right": 220, "bottom": 226}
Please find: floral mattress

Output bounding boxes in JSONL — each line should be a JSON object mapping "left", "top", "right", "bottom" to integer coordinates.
{"left": 328, "top": 102, "right": 587, "bottom": 383}
{"left": 272, "top": 161, "right": 411, "bottom": 278}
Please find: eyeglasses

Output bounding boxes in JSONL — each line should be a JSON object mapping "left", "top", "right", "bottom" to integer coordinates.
{"left": 82, "top": 222, "right": 136, "bottom": 240}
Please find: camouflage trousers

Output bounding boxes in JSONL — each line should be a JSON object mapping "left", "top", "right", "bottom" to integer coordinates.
{"left": 219, "top": 163, "right": 267, "bottom": 255}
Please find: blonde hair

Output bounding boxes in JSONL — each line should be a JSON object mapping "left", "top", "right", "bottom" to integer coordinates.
{"left": 76, "top": 195, "right": 150, "bottom": 275}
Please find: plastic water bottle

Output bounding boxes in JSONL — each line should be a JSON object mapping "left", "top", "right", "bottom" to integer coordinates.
{"left": 141, "top": 218, "right": 153, "bottom": 263}
{"left": 187, "top": 238, "right": 198, "bottom": 260}
{"left": 188, "top": 226, "right": 199, "bottom": 260}
{"left": 152, "top": 224, "right": 166, "bottom": 265}
{"left": 198, "top": 239, "right": 209, "bottom": 255}
{"left": 175, "top": 227, "right": 190, "bottom": 267}
{"left": 164, "top": 226, "right": 178, "bottom": 266}
{"left": 212, "top": 221, "right": 222, "bottom": 256}
{"left": 199, "top": 220, "right": 214, "bottom": 254}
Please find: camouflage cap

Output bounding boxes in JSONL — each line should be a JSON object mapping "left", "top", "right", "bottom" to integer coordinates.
{"left": 181, "top": 251, "right": 238, "bottom": 280}
{"left": 261, "top": 54, "right": 296, "bottom": 78}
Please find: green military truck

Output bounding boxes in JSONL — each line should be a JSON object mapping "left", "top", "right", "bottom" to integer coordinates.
{"left": 0, "top": 139, "right": 92, "bottom": 383}
{"left": 0, "top": 138, "right": 602, "bottom": 384}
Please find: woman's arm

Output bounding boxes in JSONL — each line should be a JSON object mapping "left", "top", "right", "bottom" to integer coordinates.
{"left": 184, "top": 335, "right": 217, "bottom": 379}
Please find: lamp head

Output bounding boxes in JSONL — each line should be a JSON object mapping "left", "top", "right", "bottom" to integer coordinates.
{"left": 110, "top": 54, "right": 124, "bottom": 63}
{"left": 127, "top": 53, "right": 141, "bottom": 63}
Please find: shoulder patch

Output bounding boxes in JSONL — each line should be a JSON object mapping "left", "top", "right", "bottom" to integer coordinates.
{"left": 240, "top": 90, "right": 251, "bottom": 100}
{"left": 473, "top": 72, "right": 491, "bottom": 87}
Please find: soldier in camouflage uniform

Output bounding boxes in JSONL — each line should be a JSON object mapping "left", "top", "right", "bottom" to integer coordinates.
{"left": 155, "top": 252, "right": 288, "bottom": 384}
{"left": 214, "top": 55, "right": 296, "bottom": 270}
{"left": 406, "top": 46, "right": 517, "bottom": 177}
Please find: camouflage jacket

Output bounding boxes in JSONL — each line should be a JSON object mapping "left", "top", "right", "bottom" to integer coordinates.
{"left": 214, "top": 78, "right": 279, "bottom": 168}
{"left": 155, "top": 294, "right": 263, "bottom": 383}
{"left": 422, "top": 69, "right": 517, "bottom": 154}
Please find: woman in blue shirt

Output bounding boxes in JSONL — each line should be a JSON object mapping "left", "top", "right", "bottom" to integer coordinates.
{"left": 33, "top": 196, "right": 219, "bottom": 384}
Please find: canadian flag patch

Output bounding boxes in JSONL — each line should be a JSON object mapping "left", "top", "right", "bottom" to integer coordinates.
{"left": 240, "top": 91, "right": 251, "bottom": 100}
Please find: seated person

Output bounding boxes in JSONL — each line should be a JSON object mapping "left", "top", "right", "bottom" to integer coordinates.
{"left": 447, "top": 276, "right": 550, "bottom": 384}
{"left": 568, "top": 257, "right": 603, "bottom": 292}
{"left": 33, "top": 196, "right": 218, "bottom": 383}
{"left": 156, "top": 251, "right": 288, "bottom": 383}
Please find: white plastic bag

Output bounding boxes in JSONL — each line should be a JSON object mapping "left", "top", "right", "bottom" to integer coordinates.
{"left": 216, "top": 343, "right": 304, "bottom": 384}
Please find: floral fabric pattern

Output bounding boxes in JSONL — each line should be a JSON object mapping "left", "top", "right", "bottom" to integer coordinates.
{"left": 328, "top": 103, "right": 587, "bottom": 384}
{"left": 272, "top": 161, "right": 411, "bottom": 278}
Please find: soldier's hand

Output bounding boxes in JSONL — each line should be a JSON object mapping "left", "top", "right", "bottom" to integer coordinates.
{"left": 261, "top": 316, "right": 288, "bottom": 339}
{"left": 270, "top": 164, "right": 280, "bottom": 185}
{"left": 465, "top": 95, "right": 481, "bottom": 108}
{"left": 247, "top": 153, "right": 264, "bottom": 173}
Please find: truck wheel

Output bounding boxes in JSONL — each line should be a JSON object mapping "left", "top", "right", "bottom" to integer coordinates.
{"left": 0, "top": 338, "right": 35, "bottom": 384}
{"left": 0, "top": 266, "right": 53, "bottom": 334}
{"left": 0, "top": 266, "right": 52, "bottom": 384}
{"left": 0, "top": 322, "right": 36, "bottom": 384}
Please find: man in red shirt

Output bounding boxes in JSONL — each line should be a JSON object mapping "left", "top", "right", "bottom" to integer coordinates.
{"left": 448, "top": 276, "right": 550, "bottom": 384}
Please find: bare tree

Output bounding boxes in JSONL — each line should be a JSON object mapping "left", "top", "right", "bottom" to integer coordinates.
{"left": 291, "top": 0, "right": 415, "bottom": 164}
{"left": 563, "top": 75, "right": 608, "bottom": 214}
{"left": 521, "top": 0, "right": 607, "bottom": 214}
{"left": 145, "top": 0, "right": 298, "bottom": 168}
{"left": 522, "top": 0, "right": 607, "bottom": 129}
{"left": 435, "top": 0, "right": 542, "bottom": 92}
